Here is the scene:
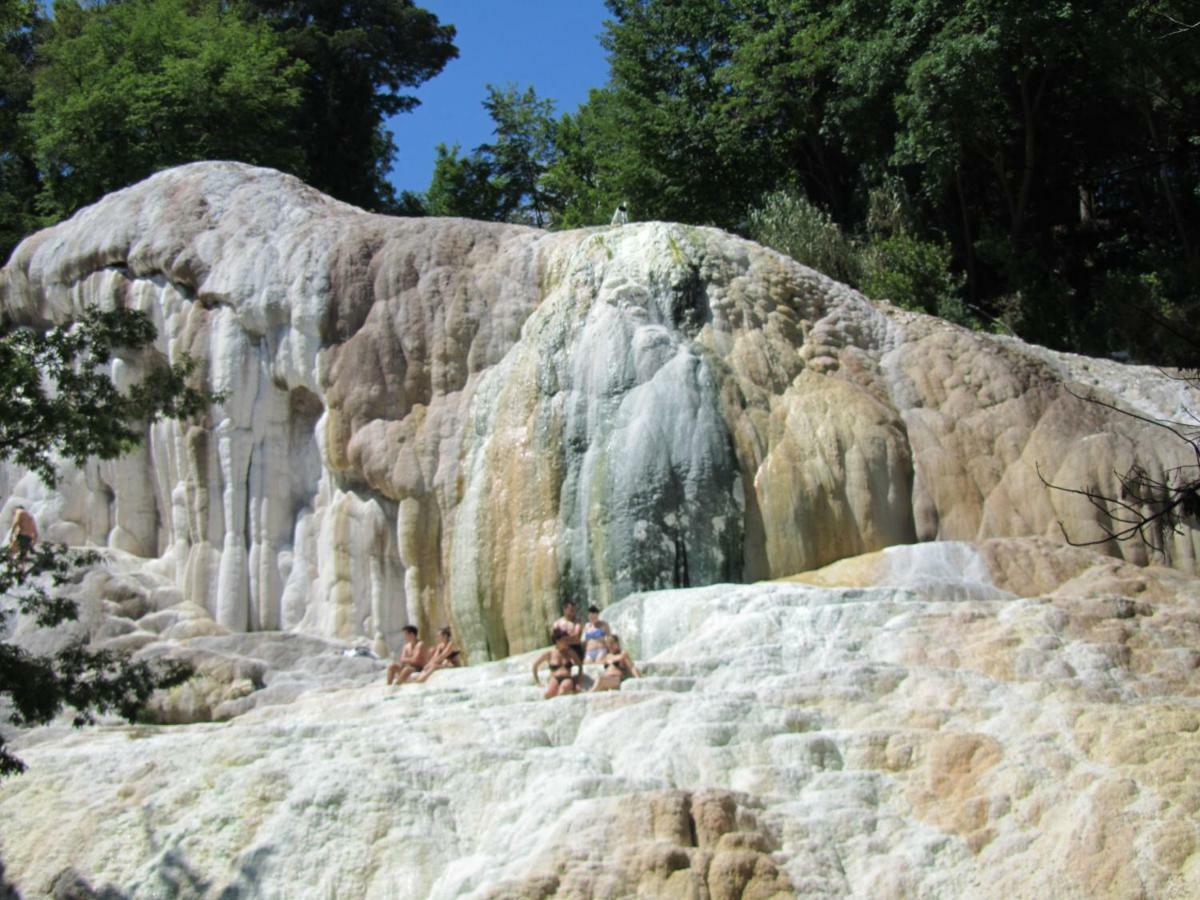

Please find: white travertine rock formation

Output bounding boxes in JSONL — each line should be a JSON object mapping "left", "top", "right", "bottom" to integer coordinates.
{"left": 2, "top": 162, "right": 1197, "bottom": 661}
{"left": 0, "top": 538, "right": 1197, "bottom": 898}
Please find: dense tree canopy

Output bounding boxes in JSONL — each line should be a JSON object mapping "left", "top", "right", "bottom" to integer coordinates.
{"left": 30, "top": 0, "right": 307, "bottom": 221}
{"left": 0, "top": 0, "right": 456, "bottom": 258}
{"left": 537, "top": 0, "right": 1200, "bottom": 363}
{"left": 244, "top": 0, "right": 457, "bottom": 211}
{"left": 0, "top": 0, "right": 46, "bottom": 263}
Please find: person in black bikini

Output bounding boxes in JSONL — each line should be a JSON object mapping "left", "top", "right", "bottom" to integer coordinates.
{"left": 591, "top": 634, "right": 640, "bottom": 692}
{"left": 532, "top": 627, "right": 583, "bottom": 699}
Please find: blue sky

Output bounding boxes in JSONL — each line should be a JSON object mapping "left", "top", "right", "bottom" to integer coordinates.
{"left": 385, "top": 1, "right": 612, "bottom": 196}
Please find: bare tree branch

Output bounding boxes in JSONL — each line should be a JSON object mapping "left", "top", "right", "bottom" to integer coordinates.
{"left": 1038, "top": 375, "right": 1200, "bottom": 556}
{"left": 1157, "top": 13, "right": 1200, "bottom": 37}
{"left": 1061, "top": 383, "right": 1197, "bottom": 441}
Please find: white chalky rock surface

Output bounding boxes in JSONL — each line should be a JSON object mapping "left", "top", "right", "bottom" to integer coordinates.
{"left": 1, "top": 538, "right": 1197, "bottom": 898}
{"left": 2, "top": 162, "right": 1198, "bottom": 663}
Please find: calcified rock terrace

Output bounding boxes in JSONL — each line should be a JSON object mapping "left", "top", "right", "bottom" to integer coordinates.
{"left": 1, "top": 538, "right": 1198, "bottom": 898}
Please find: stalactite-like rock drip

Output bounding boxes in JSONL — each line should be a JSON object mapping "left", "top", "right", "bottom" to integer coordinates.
{"left": 2, "top": 162, "right": 1196, "bottom": 658}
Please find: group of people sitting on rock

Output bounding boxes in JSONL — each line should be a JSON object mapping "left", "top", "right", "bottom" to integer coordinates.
{"left": 385, "top": 625, "right": 464, "bottom": 685}
{"left": 532, "top": 600, "right": 640, "bottom": 698}
{"left": 384, "top": 599, "right": 641, "bottom": 699}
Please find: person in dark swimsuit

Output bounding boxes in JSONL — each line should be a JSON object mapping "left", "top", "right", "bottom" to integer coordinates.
{"left": 532, "top": 627, "right": 583, "bottom": 699}
{"left": 414, "top": 627, "right": 464, "bottom": 683}
{"left": 591, "top": 634, "right": 640, "bottom": 692}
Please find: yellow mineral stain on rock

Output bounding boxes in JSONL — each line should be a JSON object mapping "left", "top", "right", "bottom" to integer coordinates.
{"left": 775, "top": 549, "right": 887, "bottom": 587}
{"left": 905, "top": 733, "right": 1003, "bottom": 851}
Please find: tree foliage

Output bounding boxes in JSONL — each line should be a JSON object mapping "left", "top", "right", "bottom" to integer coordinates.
{"left": 30, "top": 0, "right": 307, "bottom": 221}
{"left": 425, "top": 142, "right": 506, "bottom": 221}
{"left": 745, "top": 188, "right": 861, "bottom": 284}
{"left": 548, "top": 0, "right": 758, "bottom": 229}
{"left": 244, "top": 0, "right": 457, "bottom": 212}
{"left": 5, "top": 0, "right": 457, "bottom": 249}
{"left": 0, "top": 0, "right": 47, "bottom": 264}
{"left": 425, "top": 84, "right": 562, "bottom": 226}
{"left": 0, "top": 546, "right": 193, "bottom": 776}
{"left": 0, "top": 307, "right": 211, "bottom": 776}
{"left": 547, "top": 0, "right": 1200, "bottom": 363}
{"left": 0, "top": 307, "right": 212, "bottom": 484}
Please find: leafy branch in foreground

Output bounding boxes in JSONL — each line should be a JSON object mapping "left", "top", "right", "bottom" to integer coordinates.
{"left": 1038, "top": 377, "right": 1200, "bottom": 554}
{"left": 0, "top": 306, "right": 211, "bottom": 485}
{"left": 0, "top": 305, "right": 209, "bottom": 775}
{"left": 0, "top": 546, "right": 192, "bottom": 776}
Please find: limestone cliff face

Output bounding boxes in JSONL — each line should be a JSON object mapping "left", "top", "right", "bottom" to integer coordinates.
{"left": 2, "top": 162, "right": 1196, "bottom": 658}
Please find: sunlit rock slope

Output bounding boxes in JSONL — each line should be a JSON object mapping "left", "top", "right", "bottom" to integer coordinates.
{"left": 0, "top": 538, "right": 1197, "bottom": 898}
{"left": 2, "top": 162, "right": 1197, "bottom": 660}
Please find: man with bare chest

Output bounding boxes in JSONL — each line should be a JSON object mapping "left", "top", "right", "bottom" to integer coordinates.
{"left": 552, "top": 600, "right": 585, "bottom": 670}
{"left": 8, "top": 506, "right": 37, "bottom": 559}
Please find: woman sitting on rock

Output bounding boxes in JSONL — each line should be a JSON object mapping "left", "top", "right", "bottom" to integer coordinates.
{"left": 591, "top": 634, "right": 640, "bottom": 692}
{"left": 532, "top": 627, "right": 583, "bottom": 699}
{"left": 414, "top": 627, "right": 464, "bottom": 682}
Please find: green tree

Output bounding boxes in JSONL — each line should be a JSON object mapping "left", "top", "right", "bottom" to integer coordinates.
{"left": 540, "top": 93, "right": 616, "bottom": 228}
{"left": 480, "top": 84, "right": 561, "bottom": 227}
{"left": 425, "top": 85, "right": 562, "bottom": 227}
{"left": 560, "top": 0, "right": 1199, "bottom": 361}
{"left": 0, "top": 0, "right": 47, "bottom": 264}
{"left": 245, "top": 0, "right": 457, "bottom": 212}
{"left": 745, "top": 184, "right": 969, "bottom": 321}
{"left": 31, "top": 0, "right": 308, "bottom": 221}
{"left": 551, "top": 0, "right": 759, "bottom": 229}
{"left": 745, "top": 187, "right": 861, "bottom": 284}
{"left": 424, "top": 142, "right": 506, "bottom": 220}
{"left": 0, "top": 307, "right": 212, "bottom": 776}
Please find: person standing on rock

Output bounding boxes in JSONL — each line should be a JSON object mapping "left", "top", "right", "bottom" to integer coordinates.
{"left": 8, "top": 505, "right": 37, "bottom": 558}
{"left": 532, "top": 627, "right": 583, "bottom": 699}
{"left": 414, "top": 627, "right": 464, "bottom": 682}
{"left": 582, "top": 605, "right": 610, "bottom": 663}
{"left": 386, "top": 625, "right": 430, "bottom": 685}
{"left": 552, "top": 600, "right": 585, "bottom": 665}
